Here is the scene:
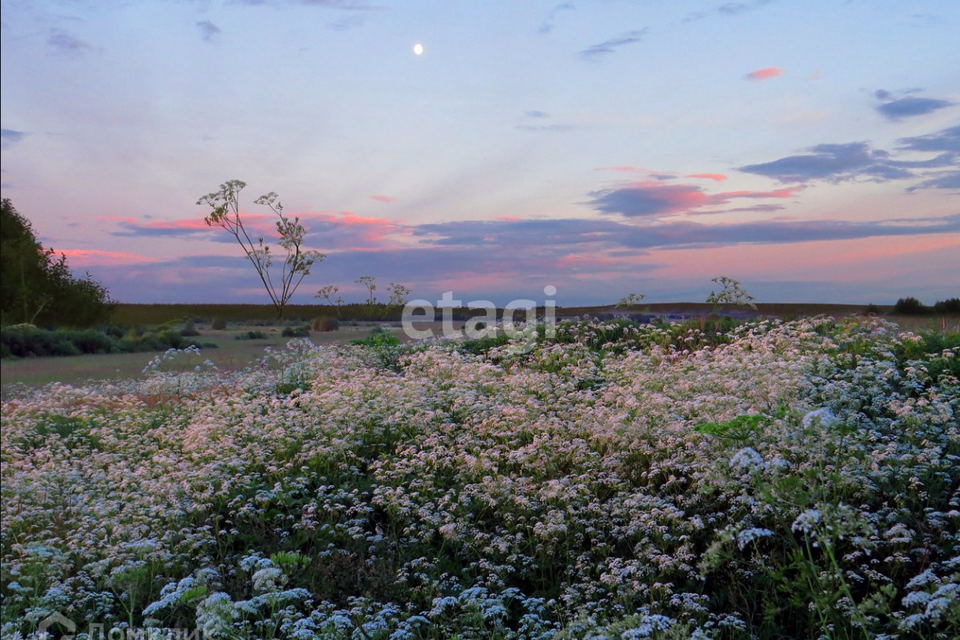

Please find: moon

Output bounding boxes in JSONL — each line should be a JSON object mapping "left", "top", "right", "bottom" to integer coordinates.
{"left": 413, "top": 43, "right": 424, "bottom": 56}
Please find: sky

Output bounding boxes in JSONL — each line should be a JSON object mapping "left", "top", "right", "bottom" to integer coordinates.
{"left": 1, "top": 0, "right": 958, "bottom": 307}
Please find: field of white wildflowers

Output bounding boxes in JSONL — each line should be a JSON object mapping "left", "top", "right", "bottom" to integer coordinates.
{"left": 2, "top": 316, "right": 958, "bottom": 639}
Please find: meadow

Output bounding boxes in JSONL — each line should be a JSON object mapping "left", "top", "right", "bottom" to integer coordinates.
{"left": 0, "top": 323, "right": 395, "bottom": 388}
{"left": 1, "top": 315, "right": 958, "bottom": 639}
{"left": 4, "top": 302, "right": 951, "bottom": 390}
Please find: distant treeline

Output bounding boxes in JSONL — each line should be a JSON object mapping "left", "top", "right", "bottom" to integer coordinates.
{"left": 893, "top": 297, "right": 960, "bottom": 315}
{"left": 109, "top": 300, "right": 960, "bottom": 327}
{"left": 113, "top": 303, "right": 544, "bottom": 326}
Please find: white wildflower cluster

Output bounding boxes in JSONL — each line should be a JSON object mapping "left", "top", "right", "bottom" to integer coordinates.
{"left": 792, "top": 509, "right": 823, "bottom": 534}
{"left": 2, "top": 316, "right": 957, "bottom": 639}
{"left": 141, "top": 345, "right": 217, "bottom": 377}
{"left": 729, "top": 447, "right": 766, "bottom": 473}
{"left": 801, "top": 407, "right": 840, "bottom": 429}
{"left": 736, "top": 528, "right": 775, "bottom": 550}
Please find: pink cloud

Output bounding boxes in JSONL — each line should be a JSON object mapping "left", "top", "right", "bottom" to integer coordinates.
{"left": 556, "top": 253, "right": 649, "bottom": 269}
{"left": 370, "top": 194, "right": 397, "bottom": 203}
{"left": 114, "top": 207, "right": 414, "bottom": 253}
{"left": 296, "top": 210, "right": 412, "bottom": 249}
{"left": 595, "top": 166, "right": 677, "bottom": 180}
{"left": 96, "top": 215, "right": 139, "bottom": 223}
{"left": 688, "top": 173, "right": 728, "bottom": 182}
{"left": 588, "top": 181, "right": 709, "bottom": 217}
{"left": 140, "top": 218, "right": 218, "bottom": 231}
{"left": 595, "top": 166, "right": 646, "bottom": 173}
{"left": 745, "top": 67, "right": 785, "bottom": 81}
{"left": 59, "top": 249, "right": 160, "bottom": 265}
{"left": 715, "top": 186, "right": 804, "bottom": 200}
{"left": 588, "top": 181, "right": 806, "bottom": 218}
{"left": 655, "top": 235, "right": 960, "bottom": 283}
{"left": 431, "top": 272, "right": 518, "bottom": 292}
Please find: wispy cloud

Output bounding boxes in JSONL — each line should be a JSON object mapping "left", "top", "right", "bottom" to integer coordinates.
{"left": 579, "top": 29, "right": 647, "bottom": 59}
{"left": 515, "top": 110, "right": 573, "bottom": 132}
{"left": 897, "top": 127, "right": 960, "bottom": 191}
{"left": 718, "top": 0, "right": 774, "bottom": 16}
{"left": 369, "top": 194, "right": 396, "bottom": 203}
{"left": 897, "top": 125, "right": 960, "bottom": 153}
{"left": 301, "top": 0, "right": 384, "bottom": 8}
{"left": 595, "top": 166, "right": 646, "bottom": 173}
{"left": 328, "top": 14, "right": 367, "bottom": 30}
{"left": 538, "top": 3, "right": 574, "bottom": 35}
{"left": 681, "top": 11, "right": 708, "bottom": 24}
{"left": 909, "top": 173, "right": 960, "bottom": 191}
{"left": 516, "top": 123, "right": 574, "bottom": 132}
{"left": 417, "top": 212, "right": 960, "bottom": 252}
{"left": 595, "top": 167, "right": 729, "bottom": 182}
{"left": 745, "top": 67, "right": 785, "bottom": 81}
{"left": 683, "top": 0, "right": 774, "bottom": 26}
{"left": 595, "top": 166, "right": 676, "bottom": 180}
{"left": 739, "top": 136, "right": 957, "bottom": 186}
{"left": 236, "top": 0, "right": 386, "bottom": 12}
{"left": 875, "top": 94, "right": 955, "bottom": 121}
{"left": 1, "top": 129, "right": 26, "bottom": 150}
{"left": 113, "top": 210, "right": 409, "bottom": 252}
{"left": 114, "top": 218, "right": 222, "bottom": 240}
{"left": 47, "top": 29, "right": 93, "bottom": 55}
{"left": 196, "top": 20, "right": 222, "bottom": 43}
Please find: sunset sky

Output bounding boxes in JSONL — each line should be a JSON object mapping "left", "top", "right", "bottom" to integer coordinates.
{"left": 2, "top": 0, "right": 958, "bottom": 306}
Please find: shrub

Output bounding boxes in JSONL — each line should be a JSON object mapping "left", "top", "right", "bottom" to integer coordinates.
{"left": 460, "top": 332, "right": 511, "bottom": 355}
{"left": 155, "top": 329, "right": 189, "bottom": 349}
{"left": 235, "top": 330, "right": 268, "bottom": 340}
{"left": 349, "top": 326, "right": 404, "bottom": 371}
{"left": 312, "top": 316, "right": 339, "bottom": 332}
{"left": 1, "top": 325, "right": 83, "bottom": 357}
{"left": 0, "top": 324, "right": 206, "bottom": 359}
{"left": 863, "top": 303, "right": 882, "bottom": 316}
{"left": 70, "top": 328, "right": 116, "bottom": 354}
{"left": 181, "top": 320, "right": 201, "bottom": 337}
{"left": 282, "top": 325, "right": 311, "bottom": 338}
{"left": 100, "top": 324, "right": 126, "bottom": 339}
{"left": 349, "top": 325, "right": 400, "bottom": 347}
{"left": 211, "top": 317, "right": 228, "bottom": 330}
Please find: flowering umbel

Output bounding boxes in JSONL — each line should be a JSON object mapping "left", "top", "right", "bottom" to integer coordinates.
{"left": 198, "top": 180, "right": 325, "bottom": 317}
{"left": 707, "top": 276, "right": 758, "bottom": 310}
